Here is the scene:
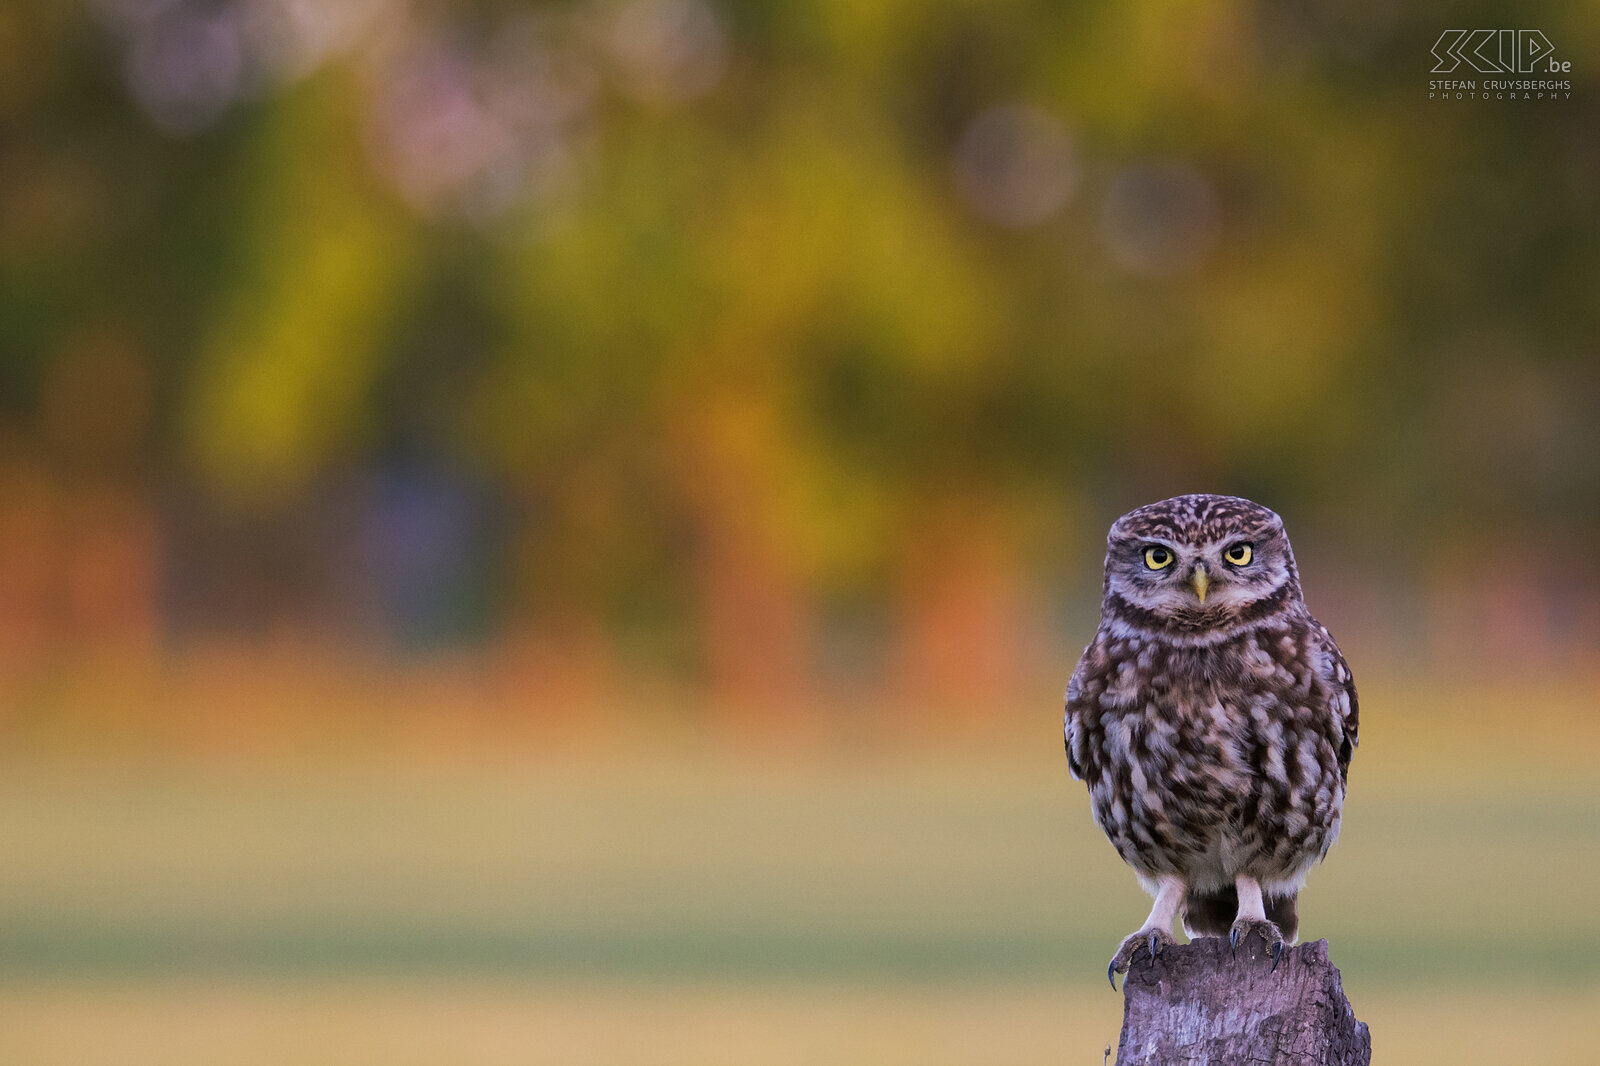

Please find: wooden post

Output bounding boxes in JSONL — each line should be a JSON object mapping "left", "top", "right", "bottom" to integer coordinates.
{"left": 1114, "top": 938, "right": 1370, "bottom": 1065}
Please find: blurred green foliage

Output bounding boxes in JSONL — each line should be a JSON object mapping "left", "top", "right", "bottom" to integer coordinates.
{"left": 1, "top": 0, "right": 1597, "bottom": 679}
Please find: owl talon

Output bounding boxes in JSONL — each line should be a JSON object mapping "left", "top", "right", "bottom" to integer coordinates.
{"left": 1108, "top": 927, "right": 1176, "bottom": 989}
{"left": 1228, "top": 917, "right": 1285, "bottom": 970}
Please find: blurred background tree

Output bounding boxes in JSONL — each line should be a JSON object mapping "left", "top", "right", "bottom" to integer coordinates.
{"left": 1, "top": 0, "right": 1597, "bottom": 727}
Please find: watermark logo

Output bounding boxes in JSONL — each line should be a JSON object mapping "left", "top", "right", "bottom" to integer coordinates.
{"left": 1430, "top": 30, "right": 1567, "bottom": 74}
{"left": 1428, "top": 30, "right": 1572, "bottom": 100}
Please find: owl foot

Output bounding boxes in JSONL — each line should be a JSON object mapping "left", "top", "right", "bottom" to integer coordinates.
{"left": 1229, "top": 917, "right": 1285, "bottom": 971}
{"left": 1107, "top": 927, "right": 1177, "bottom": 989}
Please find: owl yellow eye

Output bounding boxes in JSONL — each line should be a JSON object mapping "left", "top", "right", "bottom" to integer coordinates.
{"left": 1224, "top": 543, "right": 1253, "bottom": 566}
{"left": 1143, "top": 546, "right": 1174, "bottom": 570}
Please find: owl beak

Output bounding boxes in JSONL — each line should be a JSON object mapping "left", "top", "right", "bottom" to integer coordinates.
{"left": 1190, "top": 565, "right": 1210, "bottom": 604}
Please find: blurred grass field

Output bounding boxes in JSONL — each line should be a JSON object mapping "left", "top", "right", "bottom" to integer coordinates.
{"left": 0, "top": 677, "right": 1595, "bottom": 1065}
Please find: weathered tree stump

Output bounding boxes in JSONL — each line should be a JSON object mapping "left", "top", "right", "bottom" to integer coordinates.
{"left": 1114, "top": 938, "right": 1370, "bottom": 1065}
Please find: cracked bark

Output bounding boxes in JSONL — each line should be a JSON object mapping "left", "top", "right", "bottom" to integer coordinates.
{"left": 1114, "top": 938, "right": 1370, "bottom": 1065}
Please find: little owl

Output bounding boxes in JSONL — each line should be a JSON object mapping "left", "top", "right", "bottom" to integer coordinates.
{"left": 1063, "top": 494, "right": 1358, "bottom": 986}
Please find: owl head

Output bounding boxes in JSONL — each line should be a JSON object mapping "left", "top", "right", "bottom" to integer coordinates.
{"left": 1101, "top": 494, "right": 1302, "bottom": 635}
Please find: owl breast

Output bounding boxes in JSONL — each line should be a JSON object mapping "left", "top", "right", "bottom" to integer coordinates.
{"left": 1067, "top": 617, "right": 1347, "bottom": 894}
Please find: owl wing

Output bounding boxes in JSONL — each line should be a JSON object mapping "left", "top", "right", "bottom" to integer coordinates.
{"left": 1063, "top": 637, "right": 1108, "bottom": 782}
{"left": 1311, "top": 621, "right": 1359, "bottom": 781}
{"left": 1064, "top": 667, "right": 1085, "bottom": 780}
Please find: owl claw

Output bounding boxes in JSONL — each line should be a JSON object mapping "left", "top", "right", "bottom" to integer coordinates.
{"left": 1228, "top": 917, "right": 1285, "bottom": 971}
{"left": 1108, "top": 927, "right": 1176, "bottom": 990}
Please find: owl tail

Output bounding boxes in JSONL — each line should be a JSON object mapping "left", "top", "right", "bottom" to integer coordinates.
{"left": 1182, "top": 887, "right": 1299, "bottom": 942}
